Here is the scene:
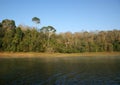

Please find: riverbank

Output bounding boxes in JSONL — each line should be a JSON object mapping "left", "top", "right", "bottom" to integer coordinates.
{"left": 0, "top": 52, "right": 120, "bottom": 58}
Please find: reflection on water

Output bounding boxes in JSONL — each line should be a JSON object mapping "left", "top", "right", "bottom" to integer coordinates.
{"left": 0, "top": 56, "right": 120, "bottom": 85}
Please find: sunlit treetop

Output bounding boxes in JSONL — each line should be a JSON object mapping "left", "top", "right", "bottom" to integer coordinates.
{"left": 32, "top": 17, "right": 40, "bottom": 24}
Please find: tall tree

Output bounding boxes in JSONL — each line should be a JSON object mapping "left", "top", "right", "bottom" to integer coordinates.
{"left": 0, "top": 23, "right": 3, "bottom": 51}
{"left": 40, "top": 26, "right": 56, "bottom": 52}
{"left": 2, "top": 19, "right": 16, "bottom": 30}
{"left": 2, "top": 29, "right": 15, "bottom": 51}
{"left": 12, "top": 27, "right": 23, "bottom": 51}
{"left": 32, "top": 17, "right": 40, "bottom": 24}
{"left": 1, "top": 19, "right": 16, "bottom": 51}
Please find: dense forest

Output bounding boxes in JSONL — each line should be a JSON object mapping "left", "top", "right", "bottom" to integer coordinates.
{"left": 0, "top": 19, "right": 120, "bottom": 53}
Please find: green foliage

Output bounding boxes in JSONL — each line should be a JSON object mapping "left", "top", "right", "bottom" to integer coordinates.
{"left": 40, "top": 26, "right": 56, "bottom": 52}
{"left": 0, "top": 19, "right": 120, "bottom": 52}
{"left": 12, "top": 27, "right": 23, "bottom": 51}
{"left": 2, "top": 29, "right": 15, "bottom": 51}
{"left": 32, "top": 17, "right": 40, "bottom": 24}
{"left": 2, "top": 19, "right": 16, "bottom": 30}
{"left": 113, "top": 40, "right": 120, "bottom": 51}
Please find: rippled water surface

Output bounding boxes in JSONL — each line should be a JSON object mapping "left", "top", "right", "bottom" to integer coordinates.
{"left": 0, "top": 56, "right": 120, "bottom": 85}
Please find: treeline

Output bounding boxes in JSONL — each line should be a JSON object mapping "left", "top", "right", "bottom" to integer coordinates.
{"left": 0, "top": 19, "right": 120, "bottom": 53}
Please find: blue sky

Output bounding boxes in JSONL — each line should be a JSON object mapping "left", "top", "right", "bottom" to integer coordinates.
{"left": 0, "top": 0, "right": 120, "bottom": 33}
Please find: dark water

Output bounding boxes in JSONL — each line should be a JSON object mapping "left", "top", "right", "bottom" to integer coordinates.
{"left": 0, "top": 56, "right": 120, "bottom": 85}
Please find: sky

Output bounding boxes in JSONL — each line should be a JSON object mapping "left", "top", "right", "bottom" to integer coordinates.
{"left": 0, "top": 0, "right": 120, "bottom": 33}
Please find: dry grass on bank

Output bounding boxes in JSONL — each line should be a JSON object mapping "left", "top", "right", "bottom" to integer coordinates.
{"left": 0, "top": 52, "right": 120, "bottom": 58}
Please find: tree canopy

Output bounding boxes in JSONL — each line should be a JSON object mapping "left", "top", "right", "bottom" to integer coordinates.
{"left": 32, "top": 17, "right": 40, "bottom": 24}
{"left": 0, "top": 19, "right": 120, "bottom": 52}
{"left": 2, "top": 19, "right": 16, "bottom": 29}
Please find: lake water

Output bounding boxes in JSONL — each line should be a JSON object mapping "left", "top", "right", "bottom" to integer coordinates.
{"left": 0, "top": 56, "right": 120, "bottom": 85}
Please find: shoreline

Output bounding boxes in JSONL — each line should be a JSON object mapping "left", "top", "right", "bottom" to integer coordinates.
{"left": 0, "top": 52, "right": 120, "bottom": 58}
